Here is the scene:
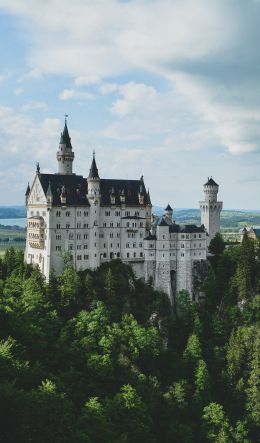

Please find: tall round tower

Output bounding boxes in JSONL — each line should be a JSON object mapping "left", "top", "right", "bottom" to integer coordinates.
{"left": 199, "top": 177, "right": 223, "bottom": 245}
{"left": 56, "top": 118, "right": 75, "bottom": 174}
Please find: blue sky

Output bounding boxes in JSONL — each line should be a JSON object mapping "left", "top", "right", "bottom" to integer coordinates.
{"left": 0, "top": 0, "right": 259, "bottom": 209}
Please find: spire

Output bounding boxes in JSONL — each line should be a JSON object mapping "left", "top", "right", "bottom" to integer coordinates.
{"left": 88, "top": 151, "right": 99, "bottom": 179}
{"left": 25, "top": 182, "right": 30, "bottom": 196}
{"left": 60, "top": 117, "right": 72, "bottom": 149}
{"left": 147, "top": 188, "right": 151, "bottom": 205}
{"left": 36, "top": 162, "right": 40, "bottom": 174}
{"left": 46, "top": 181, "right": 52, "bottom": 197}
{"left": 165, "top": 203, "right": 172, "bottom": 211}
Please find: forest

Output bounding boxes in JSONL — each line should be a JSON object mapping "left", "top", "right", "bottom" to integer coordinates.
{"left": 0, "top": 234, "right": 259, "bottom": 442}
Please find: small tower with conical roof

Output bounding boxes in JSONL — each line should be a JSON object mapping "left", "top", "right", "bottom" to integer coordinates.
{"left": 164, "top": 203, "right": 173, "bottom": 221}
{"left": 87, "top": 152, "right": 101, "bottom": 269}
{"left": 199, "top": 177, "right": 223, "bottom": 245}
{"left": 56, "top": 118, "right": 75, "bottom": 174}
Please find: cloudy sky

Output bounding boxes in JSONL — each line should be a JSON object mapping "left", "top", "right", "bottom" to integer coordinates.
{"left": 0, "top": 0, "right": 259, "bottom": 209}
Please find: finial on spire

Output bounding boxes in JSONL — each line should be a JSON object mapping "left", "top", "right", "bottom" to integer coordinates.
{"left": 93, "top": 149, "right": 95, "bottom": 158}
{"left": 36, "top": 162, "right": 40, "bottom": 174}
{"left": 64, "top": 113, "right": 68, "bottom": 123}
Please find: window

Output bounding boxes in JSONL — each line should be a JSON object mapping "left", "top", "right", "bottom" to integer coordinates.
{"left": 181, "top": 252, "right": 185, "bottom": 257}
{"left": 110, "top": 243, "right": 113, "bottom": 248}
{"left": 194, "top": 234, "right": 197, "bottom": 238}
{"left": 117, "top": 243, "right": 120, "bottom": 248}
{"left": 199, "top": 234, "right": 202, "bottom": 238}
{"left": 135, "top": 211, "right": 139, "bottom": 216}
{"left": 69, "top": 244, "right": 73, "bottom": 250}
{"left": 140, "top": 252, "right": 143, "bottom": 257}
{"left": 126, "top": 243, "right": 130, "bottom": 248}
{"left": 56, "top": 245, "right": 61, "bottom": 251}
{"left": 83, "top": 223, "right": 88, "bottom": 228}
{"left": 84, "top": 244, "right": 88, "bottom": 249}
{"left": 103, "top": 222, "right": 107, "bottom": 227}
{"left": 126, "top": 222, "right": 129, "bottom": 228}
{"left": 133, "top": 242, "right": 136, "bottom": 248}
{"left": 66, "top": 211, "right": 70, "bottom": 216}
{"left": 117, "top": 222, "right": 120, "bottom": 227}
{"left": 56, "top": 211, "right": 61, "bottom": 217}
{"left": 77, "top": 245, "right": 81, "bottom": 250}
{"left": 115, "top": 211, "right": 120, "bottom": 216}
{"left": 127, "top": 252, "right": 130, "bottom": 258}
{"left": 125, "top": 211, "right": 130, "bottom": 216}
{"left": 103, "top": 253, "right": 107, "bottom": 258}
{"left": 66, "top": 223, "right": 70, "bottom": 229}
{"left": 181, "top": 234, "right": 185, "bottom": 239}
{"left": 77, "top": 234, "right": 81, "bottom": 240}
{"left": 77, "top": 222, "right": 81, "bottom": 228}
{"left": 140, "top": 222, "right": 143, "bottom": 227}
{"left": 117, "top": 233, "right": 120, "bottom": 238}
{"left": 56, "top": 223, "right": 61, "bottom": 229}
{"left": 110, "top": 233, "right": 113, "bottom": 238}
{"left": 105, "top": 211, "right": 110, "bottom": 216}
{"left": 77, "top": 211, "right": 81, "bottom": 217}
{"left": 139, "top": 243, "right": 142, "bottom": 248}
{"left": 84, "top": 211, "right": 88, "bottom": 217}
{"left": 104, "top": 243, "right": 106, "bottom": 248}
{"left": 77, "top": 255, "right": 82, "bottom": 260}
{"left": 140, "top": 232, "right": 143, "bottom": 238}
{"left": 84, "top": 234, "right": 88, "bottom": 239}
{"left": 186, "top": 234, "right": 189, "bottom": 239}
{"left": 69, "top": 233, "right": 73, "bottom": 240}
{"left": 110, "top": 222, "right": 113, "bottom": 227}
{"left": 133, "top": 252, "right": 136, "bottom": 258}
{"left": 84, "top": 255, "right": 89, "bottom": 260}
{"left": 181, "top": 244, "right": 185, "bottom": 248}
{"left": 56, "top": 234, "right": 61, "bottom": 240}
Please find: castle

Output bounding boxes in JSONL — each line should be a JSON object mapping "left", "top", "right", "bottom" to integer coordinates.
{"left": 25, "top": 120, "right": 223, "bottom": 301}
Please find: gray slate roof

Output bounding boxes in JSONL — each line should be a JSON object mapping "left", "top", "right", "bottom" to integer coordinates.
{"left": 37, "top": 174, "right": 150, "bottom": 207}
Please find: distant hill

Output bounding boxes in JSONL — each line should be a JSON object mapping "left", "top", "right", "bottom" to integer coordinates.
{"left": 0, "top": 206, "right": 26, "bottom": 219}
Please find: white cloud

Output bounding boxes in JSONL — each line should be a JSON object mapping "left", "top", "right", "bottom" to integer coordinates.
{"left": 74, "top": 75, "right": 101, "bottom": 86}
{"left": 99, "top": 82, "right": 118, "bottom": 94}
{"left": 59, "top": 88, "right": 94, "bottom": 100}
{"left": 21, "top": 100, "right": 47, "bottom": 111}
{"left": 18, "top": 67, "right": 42, "bottom": 82}
{"left": 0, "top": 0, "right": 259, "bottom": 156}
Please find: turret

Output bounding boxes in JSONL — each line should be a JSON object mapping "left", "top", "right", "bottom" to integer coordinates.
{"left": 87, "top": 152, "right": 100, "bottom": 199}
{"left": 56, "top": 118, "right": 75, "bottom": 174}
{"left": 203, "top": 177, "right": 219, "bottom": 202}
{"left": 199, "top": 177, "right": 223, "bottom": 245}
{"left": 164, "top": 203, "right": 173, "bottom": 220}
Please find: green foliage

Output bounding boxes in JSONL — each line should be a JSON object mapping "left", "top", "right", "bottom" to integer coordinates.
{"left": 209, "top": 232, "right": 225, "bottom": 256}
{"left": 0, "top": 246, "right": 259, "bottom": 442}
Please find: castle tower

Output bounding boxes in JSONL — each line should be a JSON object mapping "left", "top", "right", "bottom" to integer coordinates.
{"left": 56, "top": 118, "right": 75, "bottom": 174}
{"left": 164, "top": 203, "right": 173, "bottom": 221}
{"left": 199, "top": 177, "right": 223, "bottom": 245}
{"left": 87, "top": 152, "right": 101, "bottom": 269}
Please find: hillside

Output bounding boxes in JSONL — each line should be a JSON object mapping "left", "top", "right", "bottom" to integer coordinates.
{"left": 0, "top": 242, "right": 259, "bottom": 442}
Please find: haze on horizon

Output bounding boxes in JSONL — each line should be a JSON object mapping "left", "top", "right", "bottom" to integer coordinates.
{"left": 0, "top": 0, "right": 259, "bottom": 210}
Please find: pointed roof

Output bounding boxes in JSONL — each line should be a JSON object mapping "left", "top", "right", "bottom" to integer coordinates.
{"left": 165, "top": 203, "right": 173, "bottom": 211}
{"left": 88, "top": 152, "right": 99, "bottom": 179}
{"left": 204, "top": 177, "right": 218, "bottom": 187}
{"left": 60, "top": 119, "right": 72, "bottom": 149}
{"left": 25, "top": 183, "right": 30, "bottom": 196}
{"left": 146, "top": 188, "right": 151, "bottom": 205}
{"left": 46, "top": 181, "right": 53, "bottom": 196}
